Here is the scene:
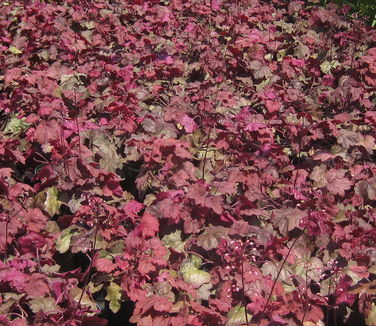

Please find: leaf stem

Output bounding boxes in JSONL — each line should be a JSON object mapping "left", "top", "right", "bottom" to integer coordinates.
{"left": 240, "top": 259, "right": 249, "bottom": 326}
{"left": 3, "top": 206, "right": 22, "bottom": 262}
{"left": 76, "top": 206, "right": 99, "bottom": 312}
{"left": 256, "top": 231, "right": 303, "bottom": 326}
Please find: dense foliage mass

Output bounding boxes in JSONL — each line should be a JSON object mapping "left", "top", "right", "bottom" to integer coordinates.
{"left": 0, "top": 0, "right": 375, "bottom": 325}
{"left": 322, "top": 0, "right": 376, "bottom": 26}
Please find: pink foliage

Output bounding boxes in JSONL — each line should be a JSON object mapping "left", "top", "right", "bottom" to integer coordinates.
{"left": 0, "top": 0, "right": 375, "bottom": 325}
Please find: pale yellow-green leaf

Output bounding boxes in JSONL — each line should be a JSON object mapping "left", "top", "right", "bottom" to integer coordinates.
{"left": 191, "top": 254, "right": 203, "bottom": 269}
{"left": 56, "top": 227, "right": 76, "bottom": 253}
{"left": 9, "top": 46, "right": 22, "bottom": 54}
{"left": 255, "top": 78, "right": 270, "bottom": 91}
{"left": 180, "top": 255, "right": 203, "bottom": 273}
{"left": 81, "top": 21, "right": 95, "bottom": 29}
{"left": 83, "top": 131, "right": 123, "bottom": 173}
{"left": 369, "top": 264, "right": 376, "bottom": 274}
{"left": 320, "top": 60, "right": 340, "bottom": 74}
{"left": 105, "top": 282, "right": 122, "bottom": 313}
{"left": 41, "top": 263, "right": 60, "bottom": 274}
{"left": 29, "top": 297, "right": 61, "bottom": 314}
{"left": 70, "top": 287, "right": 97, "bottom": 311}
{"left": 226, "top": 305, "right": 252, "bottom": 326}
{"left": 143, "top": 193, "right": 156, "bottom": 206}
{"left": 294, "top": 257, "right": 324, "bottom": 283}
{"left": 45, "top": 221, "right": 60, "bottom": 233}
{"left": 304, "top": 321, "right": 325, "bottom": 326}
{"left": 44, "top": 186, "right": 62, "bottom": 216}
{"left": 39, "top": 50, "right": 49, "bottom": 60}
{"left": 52, "top": 86, "right": 62, "bottom": 98}
{"left": 197, "top": 226, "right": 228, "bottom": 250}
{"left": 345, "top": 260, "right": 366, "bottom": 284}
{"left": 3, "top": 116, "right": 30, "bottom": 136}
{"left": 162, "top": 230, "right": 186, "bottom": 253}
{"left": 197, "top": 282, "right": 213, "bottom": 300}
{"left": 81, "top": 30, "right": 93, "bottom": 43}
{"left": 261, "top": 260, "right": 292, "bottom": 283}
{"left": 0, "top": 293, "right": 23, "bottom": 314}
{"left": 182, "top": 268, "right": 211, "bottom": 288}
{"left": 89, "top": 282, "right": 104, "bottom": 294}
{"left": 277, "top": 49, "right": 287, "bottom": 61}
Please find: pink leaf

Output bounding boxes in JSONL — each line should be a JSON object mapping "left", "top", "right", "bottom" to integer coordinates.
{"left": 94, "top": 258, "right": 117, "bottom": 273}
{"left": 165, "top": 56, "right": 174, "bottom": 65}
{"left": 153, "top": 296, "right": 172, "bottom": 312}
{"left": 325, "top": 169, "right": 352, "bottom": 196}
{"left": 0, "top": 268, "right": 28, "bottom": 292}
{"left": 24, "top": 273, "right": 50, "bottom": 298}
{"left": 180, "top": 115, "right": 198, "bottom": 133}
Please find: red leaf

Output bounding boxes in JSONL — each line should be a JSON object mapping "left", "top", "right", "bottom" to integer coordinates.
{"left": 137, "top": 212, "right": 159, "bottom": 238}
{"left": 0, "top": 315, "right": 10, "bottom": 326}
{"left": 187, "top": 183, "right": 223, "bottom": 215}
{"left": 121, "top": 200, "right": 144, "bottom": 222}
{"left": 82, "top": 317, "right": 108, "bottom": 326}
{"left": 18, "top": 232, "right": 46, "bottom": 255}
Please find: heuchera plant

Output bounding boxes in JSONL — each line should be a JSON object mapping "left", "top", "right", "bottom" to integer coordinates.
{"left": 0, "top": 0, "right": 375, "bottom": 325}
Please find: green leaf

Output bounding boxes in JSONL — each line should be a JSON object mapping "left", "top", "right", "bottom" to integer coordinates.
{"left": 226, "top": 305, "right": 252, "bottom": 326}
{"left": 180, "top": 254, "right": 203, "bottom": 272}
{"left": 9, "top": 46, "right": 22, "bottom": 54}
{"left": 3, "top": 115, "right": 30, "bottom": 136}
{"left": 56, "top": 227, "right": 76, "bottom": 253}
{"left": 197, "top": 282, "right": 213, "bottom": 300}
{"left": 162, "top": 230, "right": 186, "bottom": 253}
{"left": 191, "top": 254, "right": 203, "bottom": 269}
{"left": 320, "top": 60, "right": 340, "bottom": 74}
{"left": 44, "top": 186, "right": 62, "bottom": 216}
{"left": 294, "top": 257, "right": 324, "bottom": 283}
{"left": 182, "top": 268, "right": 211, "bottom": 288}
{"left": 105, "top": 282, "right": 122, "bottom": 313}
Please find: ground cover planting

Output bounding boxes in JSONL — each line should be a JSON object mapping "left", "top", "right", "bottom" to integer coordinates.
{"left": 0, "top": 0, "right": 375, "bottom": 325}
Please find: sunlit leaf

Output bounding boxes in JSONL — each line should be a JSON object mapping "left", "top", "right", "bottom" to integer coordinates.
{"left": 9, "top": 46, "right": 22, "bottom": 54}
{"left": 226, "top": 305, "right": 252, "bottom": 326}
{"left": 29, "top": 298, "right": 61, "bottom": 314}
{"left": 182, "top": 268, "right": 211, "bottom": 288}
{"left": 105, "top": 282, "right": 122, "bottom": 313}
